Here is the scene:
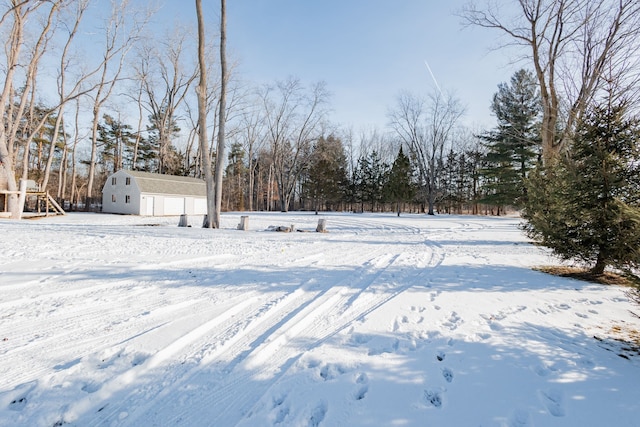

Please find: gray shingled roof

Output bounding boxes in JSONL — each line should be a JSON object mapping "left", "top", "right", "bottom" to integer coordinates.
{"left": 125, "top": 171, "right": 206, "bottom": 197}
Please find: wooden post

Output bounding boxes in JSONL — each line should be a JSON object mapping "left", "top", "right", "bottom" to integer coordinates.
{"left": 237, "top": 215, "right": 249, "bottom": 230}
{"left": 178, "top": 214, "right": 188, "bottom": 227}
{"left": 316, "top": 218, "right": 327, "bottom": 233}
{"left": 16, "top": 179, "right": 27, "bottom": 220}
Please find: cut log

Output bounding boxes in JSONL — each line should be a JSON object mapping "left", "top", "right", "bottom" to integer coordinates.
{"left": 178, "top": 214, "right": 188, "bottom": 227}
{"left": 316, "top": 219, "right": 327, "bottom": 233}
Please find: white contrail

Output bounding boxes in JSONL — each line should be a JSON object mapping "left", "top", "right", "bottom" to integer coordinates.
{"left": 424, "top": 59, "right": 444, "bottom": 96}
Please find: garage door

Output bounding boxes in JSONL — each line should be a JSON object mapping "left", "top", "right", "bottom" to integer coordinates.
{"left": 164, "top": 197, "right": 184, "bottom": 215}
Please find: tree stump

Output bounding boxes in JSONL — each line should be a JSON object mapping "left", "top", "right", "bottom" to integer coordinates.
{"left": 316, "top": 219, "right": 327, "bottom": 233}
{"left": 238, "top": 215, "right": 249, "bottom": 230}
{"left": 178, "top": 214, "right": 189, "bottom": 227}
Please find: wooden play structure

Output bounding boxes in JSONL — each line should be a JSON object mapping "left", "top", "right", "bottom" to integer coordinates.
{"left": 0, "top": 179, "right": 65, "bottom": 218}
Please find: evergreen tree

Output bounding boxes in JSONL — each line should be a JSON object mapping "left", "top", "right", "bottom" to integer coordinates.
{"left": 355, "top": 151, "right": 388, "bottom": 212}
{"left": 305, "top": 135, "right": 348, "bottom": 213}
{"left": 97, "top": 114, "right": 136, "bottom": 173}
{"left": 385, "top": 146, "right": 415, "bottom": 216}
{"left": 522, "top": 99, "right": 640, "bottom": 275}
{"left": 481, "top": 69, "right": 541, "bottom": 212}
{"left": 224, "top": 142, "right": 247, "bottom": 210}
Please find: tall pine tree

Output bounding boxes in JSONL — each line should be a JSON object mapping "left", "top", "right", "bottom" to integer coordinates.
{"left": 481, "top": 69, "right": 541, "bottom": 212}
{"left": 385, "top": 146, "right": 415, "bottom": 216}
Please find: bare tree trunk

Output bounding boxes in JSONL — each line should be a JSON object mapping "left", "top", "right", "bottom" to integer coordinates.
{"left": 132, "top": 83, "right": 145, "bottom": 169}
{"left": 213, "top": 0, "right": 227, "bottom": 228}
{"left": 195, "top": 0, "right": 215, "bottom": 228}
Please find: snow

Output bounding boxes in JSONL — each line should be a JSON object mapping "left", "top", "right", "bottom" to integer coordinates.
{"left": 1, "top": 212, "right": 639, "bottom": 427}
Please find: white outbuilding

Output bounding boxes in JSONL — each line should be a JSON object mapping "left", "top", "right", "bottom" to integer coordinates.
{"left": 101, "top": 170, "right": 207, "bottom": 216}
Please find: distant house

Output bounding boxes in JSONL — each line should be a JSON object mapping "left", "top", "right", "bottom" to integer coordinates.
{"left": 101, "top": 170, "right": 207, "bottom": 216}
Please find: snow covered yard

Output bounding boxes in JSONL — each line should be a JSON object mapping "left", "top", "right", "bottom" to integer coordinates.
{"left": 0, "top": 212, "right": 638, "bottom": 427}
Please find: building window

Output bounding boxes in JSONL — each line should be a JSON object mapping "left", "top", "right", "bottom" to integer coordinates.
{"left": 125, "top": 195, "right": 131, "bottom": 204}
{"left": 125, "top": 177, "right": 131, "bottom": 185}
{"left": 111, "top": 177, "right": 117, "bottom": 185}
{"left": 112, "top": 194, "right": 116, "bottom": 203}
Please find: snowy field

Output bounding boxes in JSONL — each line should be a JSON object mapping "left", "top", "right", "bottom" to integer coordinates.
{"left": 1, "top": 212, "right": 639, "bottom": 427}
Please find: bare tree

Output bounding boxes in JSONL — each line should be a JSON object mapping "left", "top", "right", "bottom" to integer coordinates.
{"left": 0, "top": 1, "right": 63, "bottom": 218}
{"left": 84, "top": 0, "right": 149, "bottom": 202}
{"left": 260, "top": 78, "right": 329, "bottom": 212}
{"left": 136, "top": 27, "right": 197, "bottom": 175}
{"left": 195, "top": 0, "right": 215, "bottom": 228}
{"left": 236, "top": 101, "right": 266, "bottom": 211}
{"left": 213, "top": 0, "right": 227, "bottom": 228}
{"left": 41, "top": 0, "right": 90, "bottom": 193}
{"left": 461, "top": 0, "right": 640, "bottom": 160}
{"left": 389, "top": 91, "right": 465, "bottom": 215}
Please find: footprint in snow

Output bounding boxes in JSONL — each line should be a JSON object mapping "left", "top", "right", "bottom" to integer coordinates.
{"left": 81, "top": 381, "right": 101, "bottom": 393}
{"left": 441, "top": 368, "right": 453, "bottom": 383}
{"left": 9, "top": 396, "right": 27, "bottom": 411}
{"left": 509, "top": 409, "right": 532, "bottom": 427}
{"left": 309, "top": 401, "right": 327, "bottom": 427}
{"left": 7, "top": 382, "right": 36, "bottom": 412}
{"left": 353, "top": 382, "right": 369, "bottom": 401}
{"left": 354, "top": 373, "right": 369, "bottom": 401}
{"left": 441, "top": 312, "right": 462, "bottom": 330}
{"left": 436, "top": 351, "right": 446, "bottom": 362}
{"left": 423, "top": 389, "right": 443, "bottom": 408}
{"left": 319, "top": 363, "right": 348, "bottom": 381}
{"left": 540, "top": 389, "right": 565, "bottom": 417}
{"left": 271, "top": 394, "right": 290, "bottom": 425}
{"left": 393, "top": 315, "right": 410, "bottom": 332}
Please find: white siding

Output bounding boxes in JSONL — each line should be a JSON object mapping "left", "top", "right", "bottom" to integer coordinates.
{"left": 102, "top": 170, "right": 142, "bottom": 214}
{"left": 163, "top": 197, "right": 184, "bottom": 215}
{"left": 193, "top": 198, "right": 207, "bottom": 215}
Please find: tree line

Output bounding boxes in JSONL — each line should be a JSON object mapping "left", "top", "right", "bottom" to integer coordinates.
{"left": 0, "top": 1, "right": 547, "bottom": 218}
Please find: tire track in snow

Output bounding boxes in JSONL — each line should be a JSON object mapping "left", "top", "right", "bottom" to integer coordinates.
{"left": 60, "top": 291, "right": 269, "bottom": 425}
{"left": 78, "top": 246, "right": 391, "bottom": 426}
{"left": 0, "top": 289, "right": 217, "bottom": 390}
{"left": 131, "top": 239, "right": 442, "bottom": 426}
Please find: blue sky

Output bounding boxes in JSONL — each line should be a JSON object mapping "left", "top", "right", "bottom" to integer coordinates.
{"left": 157, "top": 1, "right": 521, "bottom": 132}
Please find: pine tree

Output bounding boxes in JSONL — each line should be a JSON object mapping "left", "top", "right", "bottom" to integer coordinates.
{"left": 481, "top": 69, "right": 541, "bottom": 212}
{"left": 354, "top": 151, "right": 388, "bottom": 212}
{"left": 522, "top": 99, "right": 640, "bottom": 275}
{"left": 305, "top": 135, "right": 348, "bottom": 213}
{"left": 97, "top": 114, "right": 136, "bottom": 173}
{"left": 224, "top": 142, "right": 247, "bottom": 210}
{"left": 385, "top": 146, "right": 415, "bottom": 216}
